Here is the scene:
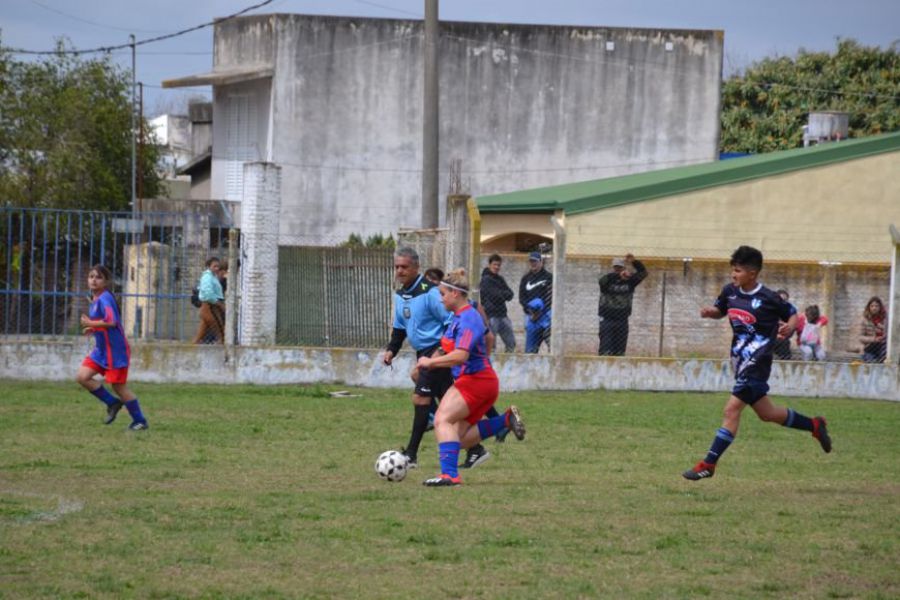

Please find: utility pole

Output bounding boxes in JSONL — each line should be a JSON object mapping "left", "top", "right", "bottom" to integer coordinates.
{"left": 137, "top": 82, "right": 144, "bottom": 208}
{"left": 130, "top": 34, "right": 137, "bottom": 219}
{"left": 421, "top": 0, "right": 439, "bottom": 229}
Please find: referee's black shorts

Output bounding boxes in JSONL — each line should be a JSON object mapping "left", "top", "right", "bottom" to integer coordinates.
{"left": 414, "top": 344, "right": 453, "bottom": 400}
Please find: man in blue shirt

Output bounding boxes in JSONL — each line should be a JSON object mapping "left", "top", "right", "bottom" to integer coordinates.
{"left": 682, "top": 246, "right": 832, "bottom": 481}
{"left": 383, "top": 247, "right": 452, "bottom": 467}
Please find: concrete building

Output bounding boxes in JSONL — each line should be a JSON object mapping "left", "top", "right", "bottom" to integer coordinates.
{"left": 163, "top": 13, "right": 724, "bottom": 245}
{"left": 177, "top": 102, "right": 213, "bottom": 200}
{"left": 474, "top": 132, "right": 900, "bottom": 357}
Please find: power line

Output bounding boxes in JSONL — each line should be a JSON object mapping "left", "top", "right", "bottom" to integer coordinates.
{"left": 2, "top": 0, "right": 275, "bottom": 55}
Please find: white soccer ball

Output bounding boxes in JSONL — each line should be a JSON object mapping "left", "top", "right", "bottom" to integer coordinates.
{"left": 375, "top": 450, "right": 409, "bottom": 482}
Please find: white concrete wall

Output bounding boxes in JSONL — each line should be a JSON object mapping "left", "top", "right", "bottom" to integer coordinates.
{"left": 3, "top": 342, "right": 896, "bottom": 401}
{"left": 211, "top": 14, "right": 723, "bottom": 244}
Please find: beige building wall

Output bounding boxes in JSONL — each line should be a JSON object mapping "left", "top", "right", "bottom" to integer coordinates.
{"left": 566, "top": 151, "right": 899, "bottom": 263}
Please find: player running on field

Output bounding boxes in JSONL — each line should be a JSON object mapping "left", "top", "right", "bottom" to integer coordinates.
{"left": 75, "top": 264, "right": 148, "bottom": 430}
{"left": 682, "top": 246, "right": 830, "bottom": 481}
{"left": 416, "top": 269, "right": 525, "bottom": 487}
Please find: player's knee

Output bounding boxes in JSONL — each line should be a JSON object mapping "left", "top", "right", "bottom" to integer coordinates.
{"left": 723, "top": 405, "right": 741, "bottom": 422}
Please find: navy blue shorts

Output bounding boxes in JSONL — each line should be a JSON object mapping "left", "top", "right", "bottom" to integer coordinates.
{"left": 732, "top": 379, "right": 770, "bottom": 405}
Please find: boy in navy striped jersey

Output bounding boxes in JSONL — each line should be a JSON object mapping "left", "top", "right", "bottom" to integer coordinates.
{"left": 683, "top": 246, "right": 832, "bottom": 481}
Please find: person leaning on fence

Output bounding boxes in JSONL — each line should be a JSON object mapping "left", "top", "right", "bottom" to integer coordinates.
{"left": 597, "top": 253, "right": 648, "bottom": 356}
{"left": 797, "top": 304, "right": 828, "bottom": 361}
{"left": 858, "top": 296, "right": 887, "bottom": 363}
{"left": 519, "top": 251, "right": 552, "bottom": 353}
{"left": 192, "top": 257, "right": 225, "bottom": 344}
{"left": 480, "top": 254, "right": 517, "bottom": 352}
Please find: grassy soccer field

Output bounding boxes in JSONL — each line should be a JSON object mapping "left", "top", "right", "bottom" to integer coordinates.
{"left": 1, "top": 381, "right": 898, "bottom": 599}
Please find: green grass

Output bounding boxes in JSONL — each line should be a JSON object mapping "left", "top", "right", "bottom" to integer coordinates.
{"left": 1, "top": 380, "right": 898, "bottom": 599}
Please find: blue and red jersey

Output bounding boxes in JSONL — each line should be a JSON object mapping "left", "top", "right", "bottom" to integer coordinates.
{"left": 440, "top": 304, "right": 492, "bottom": 379}
{"left": 87, "top": 290, "right": 130, "bottom": 369}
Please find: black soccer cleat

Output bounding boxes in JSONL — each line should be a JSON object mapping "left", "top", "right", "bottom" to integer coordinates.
{"left": 423, "top": 474, "right": 462, "bottom": 487}
{"left": 682, "top": 461, "right": 716, "bottom": 481}
{"left": 812, "top": 416, "right": 832, "bottom": 453}
{"left": 104, "top": 402, "right": 123, "bottom": 425}
{"left": 400, "top": 448, "right": 418, "bottom": 469}
{"left": 460, "top": 444, "right": 491, "bottom": 469}
{"left": 128, "top": 421, "right": 149, "bottom": 431}
{"left": 507, "top": 405, "right": 526, "bottom": 441}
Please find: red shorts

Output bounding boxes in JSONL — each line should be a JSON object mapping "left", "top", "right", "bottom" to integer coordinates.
{"left": 81, "top": 357, "right": 129, "bottom": 384}
{"left": 454, "top": 369, "right": 499, "bottom": 424}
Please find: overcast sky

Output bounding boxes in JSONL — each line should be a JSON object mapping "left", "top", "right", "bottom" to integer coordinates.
{"left": 2, "top": 0, "right": 898, "bottom": 114}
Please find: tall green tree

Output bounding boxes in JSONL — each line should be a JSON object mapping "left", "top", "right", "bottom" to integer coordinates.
{"left": 0, "top": 37, "right": 160, "bottom": 210}
{"left": 721, "top": 39, "right": 900, "bottom": 153}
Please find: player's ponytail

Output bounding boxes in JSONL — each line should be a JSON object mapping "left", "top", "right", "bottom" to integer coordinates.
{"left": 442, "top": 268, "right": 469, "bottom": 295}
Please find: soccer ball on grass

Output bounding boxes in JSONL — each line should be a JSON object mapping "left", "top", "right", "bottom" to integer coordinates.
{"left": 375, "top": 450, "right": 409, "bottom": 482}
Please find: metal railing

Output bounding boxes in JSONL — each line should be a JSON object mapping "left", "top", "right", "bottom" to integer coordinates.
{"left": 1, "top": 205, "right": 236, "bottom": 341}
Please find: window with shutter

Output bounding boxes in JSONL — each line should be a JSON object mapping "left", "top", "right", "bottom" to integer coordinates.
{"left": 224, "top": 93, "right": 259, "bottom": 200}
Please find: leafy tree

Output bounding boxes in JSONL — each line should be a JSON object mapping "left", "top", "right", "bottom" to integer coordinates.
{"left": 341, "top": 233, "right": 396, "bottom": 249}
{"left": 721, "top": 39, "right": 900, "bottom": 153}
{"left": 0, "top": 37, "right": 160, "bottom": 210}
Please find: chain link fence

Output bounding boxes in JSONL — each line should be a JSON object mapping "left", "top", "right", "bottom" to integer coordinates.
{"left": 550, "top": 244, "right": 891, "bottom": 362}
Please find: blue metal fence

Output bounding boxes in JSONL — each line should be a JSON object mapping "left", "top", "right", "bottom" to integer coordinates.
{"left": 1, "top": 205, "right": 236, "bottom": 341}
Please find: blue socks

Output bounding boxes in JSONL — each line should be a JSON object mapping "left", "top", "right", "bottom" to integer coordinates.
{"left": 124, "top": 399, "right": 147, "bottom": 424}
{"left": 90, "top": 386, "right": 119, "bottom": 407}
{"left": 704, "top": 427, "right": 735, "bottom": 465}
{"left": 477, "top": 413, "right": 509, "bottom": 440}
{"left": 438, "top": 441, "right": 461, "bottom": 478}
{"left": 783, "top": 408, "right": 814, "bottom": 432}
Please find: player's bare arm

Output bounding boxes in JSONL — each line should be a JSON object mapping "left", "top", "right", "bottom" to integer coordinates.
{"left": 700, "top": 306, "right": 724, "bottom": 319}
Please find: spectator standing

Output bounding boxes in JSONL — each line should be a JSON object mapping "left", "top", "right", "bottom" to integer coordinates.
{"left": 858, "top": 296, "right": 887, "bottom": 363}
{"left": 479, "top": 254, "right": 516, "bottom": 352}
{"left": 192, "top": 257, "right": 225, "bottom": 344}
{"left": 597, "top": 253, "right": 648, "bottom": 356}
{"left": 518, "top": 252, "right": 552, "bottom": 353}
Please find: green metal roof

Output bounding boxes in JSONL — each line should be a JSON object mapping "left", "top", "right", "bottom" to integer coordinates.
{"left": 475, "top": 131, "right": 900, "bottom": 215}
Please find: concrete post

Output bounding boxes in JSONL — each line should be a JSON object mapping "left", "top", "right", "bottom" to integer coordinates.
{"left": 550, "top": 212, "right": 566, "bottom": 357}
{"left": 887, "top": 224, "right": 900, "bottom": 363}
{"left": 445, "top": 194, "right": 470, "bottom": 270}
{"left": 820, "top": 264, "right": 837, "bottom": 352}
{"left": 224, "top": 228, "right": 239, "bottom": 346}
{"left": 239, "top": 162, "right": 282, "bottom": 346}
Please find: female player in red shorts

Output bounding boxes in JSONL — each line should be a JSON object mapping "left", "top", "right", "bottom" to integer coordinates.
{"left": 75, "top": 264, "right": 148, "bottom": 430}
{"left": 416, "top": 269, "right": 525, "bottom": 487}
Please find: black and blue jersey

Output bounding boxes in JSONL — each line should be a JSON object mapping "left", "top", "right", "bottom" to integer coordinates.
{"left": 714, "top": 283, "right": 796, "bottom": 385}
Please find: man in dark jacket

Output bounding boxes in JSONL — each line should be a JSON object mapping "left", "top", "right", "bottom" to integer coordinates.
{"left": 480, "top": 254, "right": 516, "bottom": 352}
{"left": 519, "top": 251, "right": 552, "bottom": 353}
{"left": 598, "top": 253, "right": 648, "bottom": 356}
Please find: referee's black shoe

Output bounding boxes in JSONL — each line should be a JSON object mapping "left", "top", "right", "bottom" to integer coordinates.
{"left": 460, "top": 444, "right": 491, "bottom": 469}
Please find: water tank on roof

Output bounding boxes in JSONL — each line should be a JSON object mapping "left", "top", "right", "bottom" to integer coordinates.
{"left": 803, "top": 111, "right": 849, "bottom": 147}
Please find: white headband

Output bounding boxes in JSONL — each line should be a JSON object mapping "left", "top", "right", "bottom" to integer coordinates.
{"left": 440, "top": 281, "right": 469, "bottom": 294}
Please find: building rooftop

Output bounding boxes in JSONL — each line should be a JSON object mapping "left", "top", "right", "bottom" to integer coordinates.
{"left": 476, "top": 131, "right": 900, "bottom": 215}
